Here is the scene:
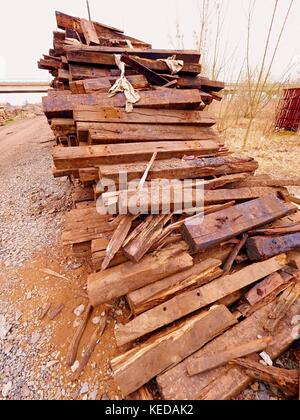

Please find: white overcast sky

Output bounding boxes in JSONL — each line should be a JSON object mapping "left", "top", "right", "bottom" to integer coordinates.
{"left": 0, "top": 0, "right": 299, "bottom": 87}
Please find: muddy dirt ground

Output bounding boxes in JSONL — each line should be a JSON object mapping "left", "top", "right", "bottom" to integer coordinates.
{"left": 0, "top": 116, "right": 299, "bottom": 400}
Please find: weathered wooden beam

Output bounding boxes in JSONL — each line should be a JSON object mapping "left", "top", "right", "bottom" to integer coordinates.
{"left": 43, "top": 90, "right": 206, "bottom": 117}
{"left": 66, "top": 50, "right": 202, "bottom": 73}
{"left": 114, "top": 254, "right": 287, "bottom": 346}
{"left": 64, "top": 45, "right": 201, "bottom": 62}
{"left": 116, "top": 187, "right": 279, "bottom": 214}
{"left": 178, "top": 76, "right": 225, "bottom": 92}
{"left": 182, "top": 195, "right": 296, "bottom": 253}
{"left": 156, "top": 296, "right": 300, "bottom": 400}
{"left": 82, "top": 75, "right": 149, "bottom": 94}
{"left": 245, "top": 272, "right": 290, "bottom": 306}
{"left": 99, "top": 156, "right": 258, "bottom": 183}
{"left": 263, "top": 282, "right": 300, "bottom": 333}
{"left": 246, "top": 232, "right": 300, "bottom": 261}
{"left": 73, "top": 107, "right": 215, "bottom": 125}
{"left": 126, "top": 258, "right": 223, "bottom": 315}
{"left": 111, "top": 305, "right": 236, "bottom": 396}
{"left": 80, "top": 18, "right": 100, "bottom": 46}
{"left": 248, "top": 224, "right": 300, "bottom": 236}
{"left": 122, "top": 215, "right": 170, "bottom": 262}
{"left": 86, "top": 124, "right": 219, "bottom": 144}
{"left": 50, "top": 118, "right": 76, "bottom": 136}
{"left": 186, "top": 336, "right": 273, "bottom": 376}
{"left": 69, "top": 64, "right": 110, "bottom": 80}
{"left": 233, "top": 358, "right": 299, "bottom": 397}
{"left": 87, "top": 242, "right": 193, "bottom": 307}
{"left": 52, "top": 140, "right": 220, "bottom": 170}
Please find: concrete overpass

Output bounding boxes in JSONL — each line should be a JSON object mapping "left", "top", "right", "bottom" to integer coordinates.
{"left": 0, "top": 82, "right": 50, "bottom": 94}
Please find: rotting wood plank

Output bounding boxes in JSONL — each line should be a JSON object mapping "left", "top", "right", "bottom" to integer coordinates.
{"left": 186, "top": 336, "right": 273, "bottom": 376}
{"left": 66, "top": 50, "right": 202, "bottom": 74}
{"left": 80, "top": 18, "right": 100, "bottom": 46}
{"left": 101, "top": 215, "right": 137, "bottom": 271}
{"left": 69, "top": 64, "right": 110, "bottom": 80}
{"left": 87, "top": 242, "right": 193, "bottom": 307}
{"left": 98, "top": 156, "right": 258, "bottom": 183}
{"left": 50, "top": 118, "right": 76, "bottom": 136}
{"left": 116, "top": 187, "right": 279, "bottom": 214}
{"left": 64, "top": 45, "right": 201, "bottom": 62}
{"left": 87, "top": 124, "right": 220, "bottom": 144}
{"left": 232, "top": 358, "right": 299, "bottom": 397}
{"left": 223, "top": 234, "right": 248, "bottom": 274}
{"left": 263, "top": 282, "right": 300, "bottom": 333}
{"left": 78, "top": 167, "right": 99, "bottom": 183}
{"left": 114, "top": 254, "right": 287, "bottom": 346}
{"left": 126, "top": 258, "right": 223, "bottom": 315}
{"left": 182, "top": 195, "right": 296, "bottom": 253}
{"left": 73, "top": 107, "right": 215, "bottom": 125}
{"left": 43, "top": 90, "right": 206, "bottom": 117}
{"left": 246, "top": 232, "right": 300, "bottom": 261}
{"left": 111, "top": 305, "right": 237, "bottom": 396}
{"left": 245, "top": 272, "right": 290, "bottom": 306}
{"left": 156, "top": 296, "right": 300, "bottom": 400}
{"left": 101, "top": 175, "right": 250, "bottom": 208}
{"left": 229, "top": 177, "right": 300, "bottom": 189}
{"left": 53, "top": 140, "right": 220, "bottom": 170}
{"left": 248, "top": 224, "right": 300, "bottom": 236}
{"left": 123, "top": 215, "right": 171, "bottom": 262}
{"left": 92, "top": 234, "right": 182, "bottom": 272}
{"left": 81, "top": 75, "right": 149, "bottom": 94}
{"left": 177, "top": 76, "right": 225, "bottom": 91}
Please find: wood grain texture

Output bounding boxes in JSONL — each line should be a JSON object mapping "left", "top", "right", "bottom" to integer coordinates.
{"left": 156, "top": 296, "right": 300, "bottom": 400}
{"left": 182, "top": 195, "right": 296, "bottom": 253}
{"left": 186, "top": 337, "right": 273, "bottom": 376}
{"left": 111, "top": 305, "right": 237, "bottom": 396}
{"left": 87, "top": 242, "right": 193, "bottom": 306}
{"left": 126, "top": 258, "right": 223, "bottom": 315}
{"left": 43, "top": 90, "right": 206, "bottom": 117}
{"left": 114, "top": 254, "right": 287, "bottom": 346}
{"left": 53, "top": 140, "right": 220, "bottom": 169}
{"left": 99, "top": 156, "right": 258, "bottom": 183}
{"left": 246, "top": 232, "right": 300, "bottom": 261}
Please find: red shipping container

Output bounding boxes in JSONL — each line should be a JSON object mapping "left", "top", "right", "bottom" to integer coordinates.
{"left": 275, "top": 88, "right": 300, "bottom": 132}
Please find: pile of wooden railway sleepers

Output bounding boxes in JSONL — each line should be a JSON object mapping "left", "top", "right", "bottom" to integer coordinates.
{"left": 39, "top": 11, "right": 300, "bottom": 400}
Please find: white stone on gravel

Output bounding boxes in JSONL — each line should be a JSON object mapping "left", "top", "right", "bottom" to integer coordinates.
{"left": 2, "top": 381, "right": 12, "bottom": 398}
{"left": 80, "top": 383, "right": 89, "bottom": 395}
{"left": 0, "top": 316, "right": 12, "bottom": 340}
{"left": 73, "top": 305, "right": 85, "bottom": 317}
{"left": 71, "top": 361, "right": 80, "bottom": 373}
{"left": 92, "top": 316, "right": 101, "bottom": 325}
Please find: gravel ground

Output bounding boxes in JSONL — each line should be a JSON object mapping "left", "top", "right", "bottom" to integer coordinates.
{"left": 0, "top": 116, "right": 71, "bottom": 269}
{"left": 0, "top": 117, "right": 125, "bottom": 400}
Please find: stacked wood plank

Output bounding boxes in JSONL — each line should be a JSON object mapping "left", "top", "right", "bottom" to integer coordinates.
{"left": 0, "top": 106, "right": 7, "bottom": 126}
{"left": 39, "top": 11, "right": 300, "bottom": 401}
